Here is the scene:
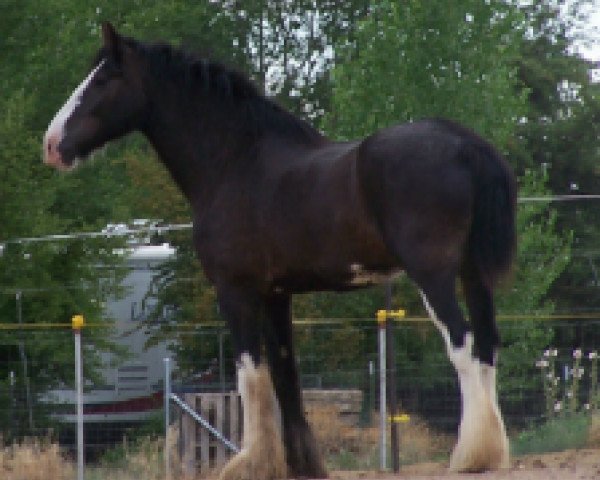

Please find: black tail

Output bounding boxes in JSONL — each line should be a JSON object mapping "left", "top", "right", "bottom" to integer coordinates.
{"left": 462, "top": 141, "right": 517, "bottom": 287}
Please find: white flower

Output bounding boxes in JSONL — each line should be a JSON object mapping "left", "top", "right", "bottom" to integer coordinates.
{"left": 570, "top": 367, "right": 585, "bottom": 378}
{"left": 544, "top": 349, "right": 551, "bottom": 358}
{"left": 567, "top": 390, "right": 573, "bottom": 398}
{"left": 589, "top": 351, "right": 597, "bottom": 360}
{"left": 536, "top": 360, "right": 549, "bottom": 368}
{"left": 546, "top": 372, "right": 555, "bottom": 380}
{"left": 554, "top": 401, "right": 562, "bottom": 412}
{"left": 551, "top": 349, "right": 558, "bottom": 357}
{"left": 573, "top": 349, "right": 582, "bottom": 359}
{"left": 584, "top": 403, "right": 591, "bottom": 410}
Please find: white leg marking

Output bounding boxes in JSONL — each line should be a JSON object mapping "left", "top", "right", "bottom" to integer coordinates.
{"left": 420, "top": 291, "right": 452, "bottom": 351}
{"left": 480, "top": 359, "right": 508, "bottom": 452}
{"left": 43, "top": 60, "right": 106, "bottom": 166}
{"left": 420, "top": 292, "right": 509, "bottom": 472}
{"left": 220, "top": 353, "right": 287, "bottom": 480}
{"left": 481, "top": 360, "right": 500, "bottom": 409}
{"left": 237, "top": 353, "right": 253, "bottom": 445}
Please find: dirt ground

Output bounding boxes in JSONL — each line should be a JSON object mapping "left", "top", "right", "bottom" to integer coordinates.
{"left": 330, "top": 449, "right": 600, "bottom": 480}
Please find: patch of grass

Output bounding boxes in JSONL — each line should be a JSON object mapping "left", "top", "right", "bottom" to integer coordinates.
{"left": 511, "top": 413, "right": 590, "bottom": 456}
{"left": 306, "top": 404, "right": 450, "bottom": 470}
{"left": 306, "top": 403, "right": 379, "bottom": 470}
{"left": 0, "top": 438, "right": 72, "bottom": 480}
{"left": 587, "top": 413, "right": 600, "bottom": 446}
{"left": 327, "top": 446, "right": 378, "bottom": 471}
{"left": 98, "top": 412, "right": 165, "bottom": 467}
{"left": 90, "top": 426, "right": 180, "bottom": 480}
{"left": 396, "top": 418, "right": 451, "bottom": 466}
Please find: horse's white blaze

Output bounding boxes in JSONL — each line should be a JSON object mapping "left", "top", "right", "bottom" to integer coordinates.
{"left": 43, "top": 60, "right": 106, "bottom": 167}
{"left": 420, "top": 291, "right": 509, "bottom": 472}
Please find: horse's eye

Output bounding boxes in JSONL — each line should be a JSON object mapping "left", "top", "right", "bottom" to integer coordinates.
{"left": 93, "top": 62, "right": 121, "bottom": 87}
{"left": 93, "top": 72, "right": 110, "bottom": 87}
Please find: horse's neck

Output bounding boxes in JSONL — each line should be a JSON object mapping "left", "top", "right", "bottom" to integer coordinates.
{"left": 140, "top": 131, "right": 184, "bottom": 196}
{"left": 141, "top": 95, "right": 247, "bottom": 209}
{"left": 141, "top": 80, "right": 324, "bottom": 210}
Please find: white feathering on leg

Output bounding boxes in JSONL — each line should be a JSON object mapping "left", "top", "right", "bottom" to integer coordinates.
{"left": 219, "top": 353, "right": 288, "bottom": 480}
{"left": 420, "top": 292, "right": 509, "bottom": 472}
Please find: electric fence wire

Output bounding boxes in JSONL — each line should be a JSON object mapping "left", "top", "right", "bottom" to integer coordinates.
{"left": 2, "top": 195, "right": 600, "bottom": 247}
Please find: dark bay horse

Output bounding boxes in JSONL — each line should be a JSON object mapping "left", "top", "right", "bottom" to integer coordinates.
{"left": 44, "top": 23, "right": 516, "bottom": 477}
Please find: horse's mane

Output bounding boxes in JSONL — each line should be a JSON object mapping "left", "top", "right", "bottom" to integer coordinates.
{"left": 113, "top": 36, "right": 324, "bottom": 145}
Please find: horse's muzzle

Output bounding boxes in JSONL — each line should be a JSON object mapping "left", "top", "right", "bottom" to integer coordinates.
{"left": 43, "top": 134, "right": 72, "bottom": 171}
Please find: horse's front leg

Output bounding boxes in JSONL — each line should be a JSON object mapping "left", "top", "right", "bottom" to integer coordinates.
{"left": 217, "top": 286, "right": 288, "bottom": 480}
{"left": 264, "top": 294, "right": 327, "bottom": 479}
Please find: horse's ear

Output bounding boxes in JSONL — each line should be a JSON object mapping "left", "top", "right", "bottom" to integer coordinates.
{"left": 101, "top": 21, "right": 123, "bottom": 62}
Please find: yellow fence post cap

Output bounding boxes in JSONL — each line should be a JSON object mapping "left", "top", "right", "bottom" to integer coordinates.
{"left": 376, "top": 309, "right": 406, "bottom": 324}
{"left": 389, "top": 413, "right": 411, "bottom": 423}
{"left": 72, "top": 315, "right": 85, "bottom": 330}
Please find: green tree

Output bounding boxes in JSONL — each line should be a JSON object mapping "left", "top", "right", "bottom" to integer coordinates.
{"left": 0, "top": 91, "right": 126, "bottom": 437}
{"left": 496, "top": 169, "right": 571, "bottom": 411}
{"left": 2, "top": 2, "right": 581, "bottom": 412}
{"left": 322, "top": 0, "right": 526, "bottom": 149}
{"left": 141, "top": 239, "right": 225, "bottom": 379}
{"left": 308, "top": 0, "right": 526, "bottom": 334}
{"left": 513, "top": 1, "right": 600, "bottom": 314}
{"left": 314, "top": 0, "right": 573, "bottom": 416}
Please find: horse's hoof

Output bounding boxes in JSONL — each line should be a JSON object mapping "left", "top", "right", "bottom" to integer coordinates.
{"left": 284, "top": 422, "right": 328, "bottom": 479}
{"left": 449, "top": 399, "right": 509, "bottom": 473}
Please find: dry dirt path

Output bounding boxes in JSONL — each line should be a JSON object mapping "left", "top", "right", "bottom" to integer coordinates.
{"left": 330, "top": 449, "right": 600, "bottom": 480}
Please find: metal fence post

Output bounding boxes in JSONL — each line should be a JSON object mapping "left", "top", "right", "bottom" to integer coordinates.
{"left": 72, "top": 314, "right": 85, "bottom": 480}
{"left": 377, "top": 309, "right": 387, "bottom": 470}
{"left": 377, "top": 307, "right": 406, "bottom": 471}
{"left": 17, "top": 291, "right": 34, "bottom": 432}
{"left": 164, "top": 357, "right": 171, "bottom": 480}
{"left": 9, "top": 371, "right": 16, "bottom": 441}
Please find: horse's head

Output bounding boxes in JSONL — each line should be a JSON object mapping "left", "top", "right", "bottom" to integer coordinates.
{"left": 44, "top": 22, "right": 146, "bottom": 170}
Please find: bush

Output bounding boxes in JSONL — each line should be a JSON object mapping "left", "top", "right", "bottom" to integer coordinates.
{"left": 511, "top": 413, "right": 590, "bottom": 456}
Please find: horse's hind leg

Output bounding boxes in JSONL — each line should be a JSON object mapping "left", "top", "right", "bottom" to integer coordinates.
{"left": 417, "top": 272, "right": 508, "bottom": 472}
{"left": 217, "top": 287, "right": 287, "bottom": 480}
{"left": 461, "top": 267, "right": 509, "bottom": 468}
{"left": 264, "top": 294, "right": 327, "bottom": 479}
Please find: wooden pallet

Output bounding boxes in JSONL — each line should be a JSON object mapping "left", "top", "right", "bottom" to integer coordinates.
{"left": 180, "top": 392, "right": 242, "bottom": 476}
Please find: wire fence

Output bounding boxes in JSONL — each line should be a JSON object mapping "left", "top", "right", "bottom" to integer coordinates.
{"left": 1, "top": 316, "right": 599, "bottom": 472}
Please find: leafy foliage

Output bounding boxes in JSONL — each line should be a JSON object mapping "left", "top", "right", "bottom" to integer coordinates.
{"left": 512, "top": 3, "right": 600, "bottom": 314}
{"left": 0, "top": 91, "right": 126, "bottom": 437}
{"left": 511, "top": 412, "right": 590, "bottom": 455}
{"left": 315, "top": 0, "right": 574, "bottom": 411}
{"left": 0, "top": 1, "right": 595, "bottom": 434}
{"left": 496, "top": 169, "right": 571, "bottom": 407}
{"left": 323, "top": 0, "right": 526, "bottom": 148}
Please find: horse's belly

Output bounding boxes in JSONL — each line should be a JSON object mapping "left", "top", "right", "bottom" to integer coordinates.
{"left": 270, "top": 262, "right": 403, "bottom": 294}
{"left": 347, "top": 263, "right": 403, "bottom": 286}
